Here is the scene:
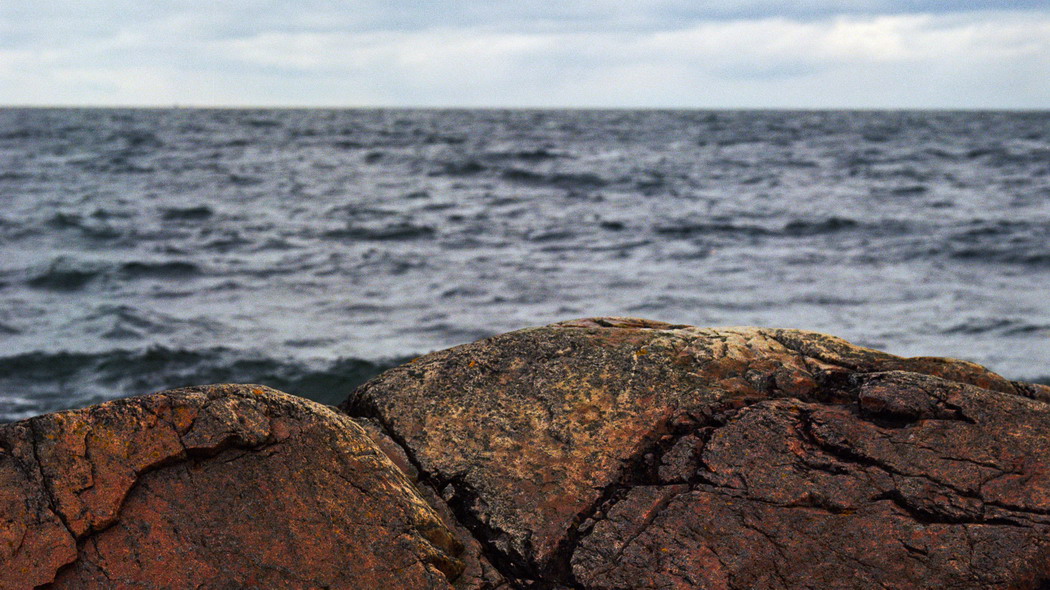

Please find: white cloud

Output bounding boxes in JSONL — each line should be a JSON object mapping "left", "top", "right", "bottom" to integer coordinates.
{"left": 1, "top": 9, "right": 1048, "bottom": 107}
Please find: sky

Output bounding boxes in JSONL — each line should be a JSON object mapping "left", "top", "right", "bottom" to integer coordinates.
{"left": 1, "top": 2, "right": 1048, "bottom": 109}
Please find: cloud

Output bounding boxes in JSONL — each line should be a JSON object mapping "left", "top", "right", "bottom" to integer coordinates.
{"left": 1, "top": 4, "right": 1047, "bottom": 108}
{"left": 206, "top": 12, "right": 1050, "bottom": 107}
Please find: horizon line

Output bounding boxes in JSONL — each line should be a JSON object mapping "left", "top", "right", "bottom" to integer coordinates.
{"left": 2, "top": 104, "right": 1048, "bottom": 113}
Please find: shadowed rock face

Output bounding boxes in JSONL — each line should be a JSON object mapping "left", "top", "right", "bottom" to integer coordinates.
{"left": 343, "top": 317, "right": 1050, "bottom": 589}
{"left": 0, "top": 384, "right": 500, "bottom": 589}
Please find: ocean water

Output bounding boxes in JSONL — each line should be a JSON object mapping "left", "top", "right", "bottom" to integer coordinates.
{"left": 1, "top": 108, "right": 1048, "bottom": 422}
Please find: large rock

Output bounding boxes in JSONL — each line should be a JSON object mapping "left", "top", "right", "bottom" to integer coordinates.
{"left": 343, "top": 317, "right": 1050, "bottom": 589}
{"left": 0, "top": 384, "right": 500, "bottom": 589}
{"left": 4, "top": 319, "right": 1049, "bottom": 589}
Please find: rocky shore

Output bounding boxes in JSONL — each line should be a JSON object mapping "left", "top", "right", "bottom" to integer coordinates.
{"left": 3, "top": 318, "right": 1049, "bottom": 589}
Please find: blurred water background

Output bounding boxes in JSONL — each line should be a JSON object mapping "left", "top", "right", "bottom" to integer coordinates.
{"left": 1, "top": 108, "right": 1047, "bottom": 421}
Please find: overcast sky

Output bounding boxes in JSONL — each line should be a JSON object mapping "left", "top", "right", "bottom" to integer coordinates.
{"left": 2, "top": 2, "right": 1048, "bottom": 108}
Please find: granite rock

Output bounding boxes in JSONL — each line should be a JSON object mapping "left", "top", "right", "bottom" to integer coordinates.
{"left": 343, "top": 317, "right": 1050, "bottom": 589}
{"left": 4, "top": 318, "right": 1048, "bottom": 589}
{"left": 0, "top": 384, "right": 500, "bottom": 589}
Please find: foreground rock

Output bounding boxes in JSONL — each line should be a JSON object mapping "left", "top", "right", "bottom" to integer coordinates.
{"left": 3, "top": 319, "right": 1048, "bottom": 589}
{"left": 344, "top": 318, "right": 1050, "bottom": 589}
{"left": 0, "top": 384, "right": 500, "bottom": 589}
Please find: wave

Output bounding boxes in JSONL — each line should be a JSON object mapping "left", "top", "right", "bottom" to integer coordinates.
{"left": 323, "top": 222, "right": 436, "bottom": 241}
{"left": 654, "top": 217, "right": 864, "bottom": 239}
{"left": 781, "top": 216, "right": 860, "bottom": 236}
{"left": 943, "top": 219, "right": 1050, "bottom": 266}
{"left": 107, "top": 129, "right": 164, "bottom": 150}
{"left": 956, "top": 219, "right": 1048, "bottom": 237}
{"left": 87, "top": 207, "right": 134, "bottom": 221}
{"left": 323, "top": 205, "right": 399, "bottom": 219}
{"left": 27, "top": 258, "right": 104, "bottom": 291}
{"left": 0, "top": 128, "right": 37, "bottom": 141}
{"left": 940, "top": 319, "right": 1050, "bottom": 336}
{"left": 655, "top": 221, "right": 774, "bottom": 238}
{"left": 527, "top": 229, "right": 577, "bottom": 243}
{"left": 46, "top": 212, "right": 123, "bottom": 240}
{"left": 74, "top": 154, "right": 156, "bottom": 175}
{"left": 201, "top": 231, "right": 252, "bottom": 252}
{"left": 228, "top": 173, "right": 263, "bottom": 186}
{"left": 484, "top": 148, "right": 565, "bottom": 161}
{"left": 951, "top": 249, "right": 1050, "bottom": 266}
{"left": 81, "top": 304, "right": 208, "bottom": 340}
{"left": 963, "top": 145, "right": 1050, "bottom": 165}
{"left": 876, "top": 185, "right": 929, "bottom": 197}
{"left": 0, "top": 347, "right": 411, "bottom": 423}
{"left": 218, "top": 138, "right": 252, "bottom": 148}
{"left": 435, "top": 160, "right": 486, "bottom": 176}
{"left": 244, "top": 118, "right": 282, "bottom": 129}
{"left": 161, "top": 205, "right": 214, "bottom": 220}
{"left": 501, "top": 168, "right": 608, "bottom": 190}
{"left": 26, "top": 258, "right": 203, "bottom": 291}
{"left": 416, "top": 133, "right": 466, "bottom": 146}
{"left": 45, "top": 209, "right": 86, "bottom": 228}
{"left": 331, "top": 140, "right": 364, "bottom": 150}
{"left": 120, "top": 261, "right": 202, "bottom": 279}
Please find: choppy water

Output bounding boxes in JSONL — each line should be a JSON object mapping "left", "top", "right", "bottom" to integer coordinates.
{"left": 1, "top": 108, "right": 1048, "bottom": 422}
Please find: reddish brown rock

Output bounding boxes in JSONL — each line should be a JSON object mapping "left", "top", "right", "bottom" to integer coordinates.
{"left": 0, "top": 384, "right": 502, "bottom": 589}
{"left": 343, "top": 317, "right": 1050, "bottom": 589}
{"left": 5, "top": 319, "right": 1048, "bottom": 589}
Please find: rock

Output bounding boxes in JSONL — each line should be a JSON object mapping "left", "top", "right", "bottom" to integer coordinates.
{"left": 343, "top": 317, "right": 1050, "bottom": 589}
{"left": 4, "top": 319, "right": 1049, "bottom": 589}
{"left": 0, "top": 384, "right": 501, "bottom": 589}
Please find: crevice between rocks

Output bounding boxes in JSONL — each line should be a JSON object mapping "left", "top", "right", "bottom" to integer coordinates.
{"left": 342, "top": 385, "right": 858, "bottom": 589}
{"left": 536, "top": 408, "right": 727, "bottom": 589}
{"left": 343, "top": 354, "right": 1050, "bottom": 589}
{"left": 342, "top": 393, "right": 540, "bottom": 589}
{"left": 26, "top": 420, "right": 78, "bottom": 545}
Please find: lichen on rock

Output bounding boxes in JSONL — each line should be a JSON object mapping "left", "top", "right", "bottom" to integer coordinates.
{"left": 342, "top": 317, "right": 1050, "bottom": 589}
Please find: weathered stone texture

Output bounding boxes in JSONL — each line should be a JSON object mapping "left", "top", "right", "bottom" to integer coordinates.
{"left": 4, "top": 318, "right": 1048, "bottom": 589}
{"left": 0, "top": 384, "right": 499, "bottom": 589}
{"left": 343, "top": 317, "right": 1050, "bottom": 589}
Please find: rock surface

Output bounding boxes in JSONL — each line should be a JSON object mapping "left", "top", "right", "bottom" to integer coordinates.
{"left": 3, "top": 319, "right": 1049, "bottom": 589}
{"left": 0, "top": 384, "right": 500, "bottom": 589}
{"left": 343, "top": 317, "right": 1050, "bottom": 589}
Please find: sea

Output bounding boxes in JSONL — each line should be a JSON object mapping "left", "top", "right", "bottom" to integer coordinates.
{"left": 1, "top": 108, "right": 1048, "bottom": 422}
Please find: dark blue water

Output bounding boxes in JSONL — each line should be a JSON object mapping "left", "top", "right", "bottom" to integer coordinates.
{"left": 1, "top": 108, "right": 1048, "bottom": 422}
